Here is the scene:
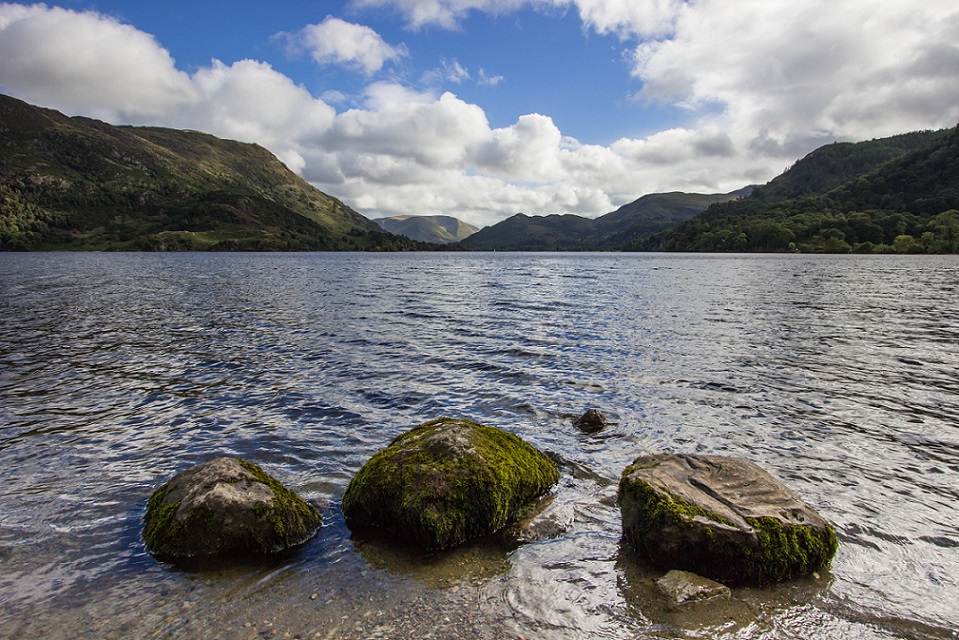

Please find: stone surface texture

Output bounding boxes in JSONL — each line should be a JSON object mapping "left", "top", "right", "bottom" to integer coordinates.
{"left": 618, "top": 453, "right": 838, "bottom": 584}
{"left": 143, "top": 456, "right": 321, "bottom": 559}
{"left": 342, "top": 418, "right": 559, "bottom": 550}
{"left": 656, "top": 569, "right": 732, "bottom": 607}
{"left": 512, "top": 495, "right": 575, "bottom": 543}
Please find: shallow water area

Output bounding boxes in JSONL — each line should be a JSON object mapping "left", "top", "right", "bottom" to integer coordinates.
{"left": 1, "top": 252, "right": 958, "bottom": 639}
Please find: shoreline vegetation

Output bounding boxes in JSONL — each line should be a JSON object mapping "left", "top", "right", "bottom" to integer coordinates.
{"left": 1, "top": 92, "right": 957, "bottom": 254}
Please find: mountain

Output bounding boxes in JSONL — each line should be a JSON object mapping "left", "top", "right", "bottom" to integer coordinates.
{"left": 750, "top": 131, "right": 944, "bottom": 204}
{"left": 0, "top": 93, "right": 420, "bottom": 251}
{"left": 461, "top": 213, "right": 597, "bottom": 251}
{"left": 633, "top": 126, "right": 959, "bottom": 253}
{"left": 460, "top": 190, "right": 743, "bottom": 251}
{"left": 373, "top": 215, "right": 478, "bottom": 244}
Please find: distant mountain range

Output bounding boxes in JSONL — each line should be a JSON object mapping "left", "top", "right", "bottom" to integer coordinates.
{"left": 0, "top": 93, "right": 424, "bottom": 251}
{"left": 461, "top": 190, "right": 747, "bottom": 251}
{"left": 3, "top": 92, "right": 955, "bottom": 254}
{"left": 373, "top": 215, "right": 478, "bottom": 244}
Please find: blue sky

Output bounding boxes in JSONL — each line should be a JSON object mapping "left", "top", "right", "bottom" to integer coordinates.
{"left": 1, "top": 1, "right": 958, "bottom": 226}
{"left": 56, "top": 0, "right": 670, "bottom": 142}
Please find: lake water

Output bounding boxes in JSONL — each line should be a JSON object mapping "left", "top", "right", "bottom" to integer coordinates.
{"left": 1, "top": 252, "right": 957, "bottom": 640}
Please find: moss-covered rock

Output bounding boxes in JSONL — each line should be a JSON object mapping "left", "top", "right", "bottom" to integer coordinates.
{"left": 342, "top": 418, "right": 559, "bottom": 550}
{"left": 618, "top": 453, "right": 838, "bottom": 584}
{"left": 143, "top": 457, "right": 321, "bottom": 559}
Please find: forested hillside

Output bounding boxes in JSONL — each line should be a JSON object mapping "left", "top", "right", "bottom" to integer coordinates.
{"left": 634, "top": 127, "right": 958, "bottom": 253}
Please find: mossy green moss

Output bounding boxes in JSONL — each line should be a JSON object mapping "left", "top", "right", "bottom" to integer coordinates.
{"left": 142, "top": 481, "right": 221, "bottom": 557}
{"left": 342, "top": 418, "right": 559, "bottom": 550}
{"left": 618, "top": 474, "right": 735, "bottom": 534}
{"left": 142, "top": 457, "right": 321, "bottom": 559}
{"left": 238, "top": 459, "right": 323, "bottom": 549}
{"left": 142, "top": 483, "right": 178, "bottom": 552}
{"left": 619, "top": 465, "right": 838, "bottom": 585}
{"left": 744, "top": 516, "right": 839, "bottom": 583}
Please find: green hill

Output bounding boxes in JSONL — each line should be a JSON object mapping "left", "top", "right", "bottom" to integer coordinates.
{"left": 634, "top": 127, "right": 959, "bottom": 253}
{"left": 0, "top": 93, "right": 418, "bottom": 251}
{"left": 373, "top": 215, "right": 478, "bottom": 244}
{"left": 461, "top": 191, "right": 742, "bottom": 251}
{"left": 462, "top": 213, "right": 597, "bottom": 250}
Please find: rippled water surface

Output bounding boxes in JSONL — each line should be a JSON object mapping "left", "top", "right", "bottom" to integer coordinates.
{"left": 1, "top": 252, "right": 957, "bottom": 639}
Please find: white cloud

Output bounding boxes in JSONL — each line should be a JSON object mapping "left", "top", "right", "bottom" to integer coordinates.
{"left": 321, "top": 83, "right": 491, "bottom": 170}
{"left": 185, "top": 59, "right": 337, "bottom": 152}
{"left": 2, "top": 1, "right": 957, "bottom": 229}
{"left": 349, "top": 0, "right": 530, "bottom": 30}
{"left": 477, "top": 68, "right": 504, "bottom": 86}
{"left": 422, "top": 58, "right": 472, "bottom": 85}
{"left": 0, "top": 3, "right": 199, "bottom": 120}
{"left": 630, "top": 0, "right": 959, "bottom": 159}
{"left": 553, "top": 0, "right": 682, "bottom": 38}
{"left": 284, "top": 16, "right": 407, "bottom": 74}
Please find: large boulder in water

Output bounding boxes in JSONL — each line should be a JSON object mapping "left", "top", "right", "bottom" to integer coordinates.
{"left": 342, "top": 418, "right": 559, "bottom": 550}
{"left": 618, "top": 453, "right": 837, "bottom": 584}
{"left": 143, "top": 457, "right": 322, "bottom": 559}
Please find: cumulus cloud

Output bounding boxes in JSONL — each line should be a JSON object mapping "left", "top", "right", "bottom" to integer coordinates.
{"left": 629, "top": 0, "right": 959, "bottom": 158}
{"left": 0, "top": 3, "right": 199, "bottom": 120}
{"left": 185, "top": 59, "right": 337, "bottom": 151}
{"left": 2, "top": 1, "right": 957, "bottom": 229}
{"left": 283, "top": 16, "right": 407, "bottom": 74}
{"left": 554, "top": 0, "right": 682, "bottom": 38}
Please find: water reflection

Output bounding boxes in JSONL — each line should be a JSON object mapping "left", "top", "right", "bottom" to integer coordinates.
{"left": 352, "top": 533, "right": 512, "bottom": 589}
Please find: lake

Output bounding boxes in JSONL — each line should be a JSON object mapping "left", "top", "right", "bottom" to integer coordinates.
{"left": 1, "top": 252, "right": 957, "bottom": 639}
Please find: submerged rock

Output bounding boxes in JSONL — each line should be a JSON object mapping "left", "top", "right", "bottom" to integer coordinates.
{"left": 618, "top": 453, "right": 837, "bottom": 584}
{"left": 574, "top": 408, "right": 608, "bottom": 433}
{"left": 143, "top": 457, "right": 321, "bottom": 559}
{"left": 342, "top": 418, "right": 559, "bottom": 550}
{"left": 511, "top": 494, "right": 575, "bottom": 543}
{"left": 656, "top": 569, "right": 731, "bottom": 607}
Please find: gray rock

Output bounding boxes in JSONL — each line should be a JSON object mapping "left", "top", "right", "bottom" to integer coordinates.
{"left": 574, "top": 409, "right": 608, "bottom": 433}
{"left": 342, "top": 418, "right": 559, "bottom": 550}
{"left": 143, "top": 457, "right": 321, "bottom": 559}
{"left": 656, "top": 569, "right": 731, "bottom": 607}
{"left": 618, "top": 453, "right": 838, "bottom": 584}
{"left": 512, "top": 495, "right": 575, "bottom": 543}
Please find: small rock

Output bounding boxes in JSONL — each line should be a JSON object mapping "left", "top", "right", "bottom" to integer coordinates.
{"left": 656, "top": 569, "right": 731, "bottom": 607}
{"left": 512, "top": 495, "right": 575, "bottom": 543}
{"left": 574, "top": 409, "right": 608, "bottom": 433}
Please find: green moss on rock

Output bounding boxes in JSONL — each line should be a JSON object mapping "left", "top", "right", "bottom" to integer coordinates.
{"left": 143, "top": 457, "right": 321, "bottom": 559}
{"left": 342, "top": 418, "right": 559, "bottom": 550}
{"left": 618, "top": 453, "right": 838, "bottom": 585}
{"left": 745, "top": 515, "right": 839, "bottom": 583}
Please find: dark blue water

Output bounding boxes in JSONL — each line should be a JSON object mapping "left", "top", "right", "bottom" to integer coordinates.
{"left": 1, "top": 252, "right": 957, "bottom": 639}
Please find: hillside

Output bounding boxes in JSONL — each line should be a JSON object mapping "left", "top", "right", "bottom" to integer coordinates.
{"left": 462, "top": 191, "right": 742, "bottom": 251}
{"left": 751, "top": 131, "right": 945, "bottom": 204}
{"left": 373, "top": 215, "right": 478, "bottom": 244}
{"left": 634, "top": 126, "right": 959, "bottom": 253}
{"left": 462, "top": 213, "right": 597, "bottom": 251}
{"left": 0, "top": 93, "right": 418, "bottom": 251}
